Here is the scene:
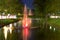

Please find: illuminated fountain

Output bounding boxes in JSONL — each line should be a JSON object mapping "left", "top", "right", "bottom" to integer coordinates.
{"left": 22, "top": 5, "right": 31, "bottom": 28}
{"left": 22, "top": 5, "right": 32, "bottom": 40}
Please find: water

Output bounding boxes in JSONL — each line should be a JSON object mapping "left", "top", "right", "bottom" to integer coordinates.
{"left": 0, "top": 26, "right": 40, "bottom": 40}
{"left": 0, "top": 24, "right": 60, "bottom": 40}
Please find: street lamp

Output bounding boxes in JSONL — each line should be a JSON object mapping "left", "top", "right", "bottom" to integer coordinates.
{"left": 4, "top": 9, "right": 7, "bottom": 12}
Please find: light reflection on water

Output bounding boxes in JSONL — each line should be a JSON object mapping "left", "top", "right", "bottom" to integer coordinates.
{"left": 3, "top": 24, "right": 13, "bottom": 40}
{"left": 22, "top": 28, "right": 30, "bottom": 40}
{"left": 3, "top": 26, "right": 8, "bottom": 40}
{"left": 9, "top": 24, "right": 13, "bottom": 34}
{"left": 0, "top": 24, "right": 60, "bottom": 40}
{"left": 2, "top": 26, "right": 38, "bottom": 40}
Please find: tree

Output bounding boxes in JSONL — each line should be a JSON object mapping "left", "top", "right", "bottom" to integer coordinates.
{"left": 34, "top": 0, "right": 60, "bottom": 15}
{"left": 0, "top": 0, "right": 22, "bottom": 27}
{"left": 0, "top": 0, "right": 22, "bottom": 14}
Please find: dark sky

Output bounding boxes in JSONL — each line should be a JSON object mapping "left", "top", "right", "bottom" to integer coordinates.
{"left": 21, "top": 0, "right": 34, "bottom": 9}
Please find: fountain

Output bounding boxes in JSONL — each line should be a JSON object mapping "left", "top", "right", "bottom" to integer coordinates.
{"left": 22, "top": 4, "right": 32, "bottom": 40}
{"left": 22, "top": 4, "right": 31, "bottom": 28}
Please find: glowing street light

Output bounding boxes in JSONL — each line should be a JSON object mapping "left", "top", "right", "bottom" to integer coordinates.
{"left": 4, "top": 9, "right": 7, "bottom": 12}
{"left": 18, "top": 13, "right": 21, "bottom": 15}
{"left": 49, "top": 26, "right": 52, "bottom": 29}
{"left": 22, "top": 5, "right": 31, "bottom": 40}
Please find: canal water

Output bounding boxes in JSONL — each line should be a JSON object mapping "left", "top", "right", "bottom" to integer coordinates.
{"left": 0, "top": 26, "right": 41, "bottom": 40}
{"left": 0, "top": 24, "right": 60, "bottom": 40}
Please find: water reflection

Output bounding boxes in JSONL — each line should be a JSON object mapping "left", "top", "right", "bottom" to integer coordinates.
{"left": 22, "top": 28, "right": 30, "bottom": 40}
{"left": 3, "top": 26, "right": 8, "bottom": 40}
{"left": 3, "top": 24, "right": 13, "bottom": 40}
{"left": 1, "top": 24, "right": 60, "bottom": 40}
{"left": 9, "top": 24, "right": 13, "bottom": 34}
{"left": 53, "top": 28, "right": 56, "bottom": 31}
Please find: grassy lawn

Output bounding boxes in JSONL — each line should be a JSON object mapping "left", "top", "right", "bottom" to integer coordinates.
{"left": 48, "top": 18, "right": 60, "bottom": 26}
{"left": 0, "top": 19, "right": 19, "bottom": 27}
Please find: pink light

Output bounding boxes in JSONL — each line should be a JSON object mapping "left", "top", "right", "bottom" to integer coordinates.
{"left": 22, "top": 28, "right": 29, "bottom": 40}
{"left": 22, "top": 18, "right": 31, "bottom": 28}
{"left": 22, "top": 4, "right": 31, "bottom": 28}
{"left": 22, "top": 5, "right": 32, "bottom": 40}
{"left": 23, "top": 28, "right": 29, "bottom": 37}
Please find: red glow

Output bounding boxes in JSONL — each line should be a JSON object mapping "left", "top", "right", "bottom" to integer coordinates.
{"left": 22, "top": 5, "right": 31, "bottom": 40}
{"left": 23, "top": 28, "right": 29, "bottom": 37}
{"left": 23, "top": 28, "right": 29, "bottom": 40}
{"left": 22, "top": 5, "right": 31, "bottom": 28}
{"left": 22, "top": 18, "right": 31, "bottom": 28}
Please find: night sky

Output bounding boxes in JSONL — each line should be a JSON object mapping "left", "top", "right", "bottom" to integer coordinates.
{"left": 21, "top": 0, "right": 34, "bottom": 9}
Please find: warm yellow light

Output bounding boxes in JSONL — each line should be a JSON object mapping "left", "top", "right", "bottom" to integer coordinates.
{"left": 3, "top": 26, "right": 9, "bottom": 40}
{"left": 9, "top": 24, "right": 13, "bottom": 34}
{"left": 18, "top": 13, "right": 21, "bottom": 15}
{"left": 4, "top": 9, "right": 7, "bottom": 12}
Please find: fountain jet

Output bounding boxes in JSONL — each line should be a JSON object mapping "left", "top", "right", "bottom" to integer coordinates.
{"left": 29, "top": 9, "right": 32, "bottom": 16}
{"left": 22, "top": 4, "right": 31, "bottom": 40}
{"left": 22, "top": 4, "right": 31, "bottom": 28}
